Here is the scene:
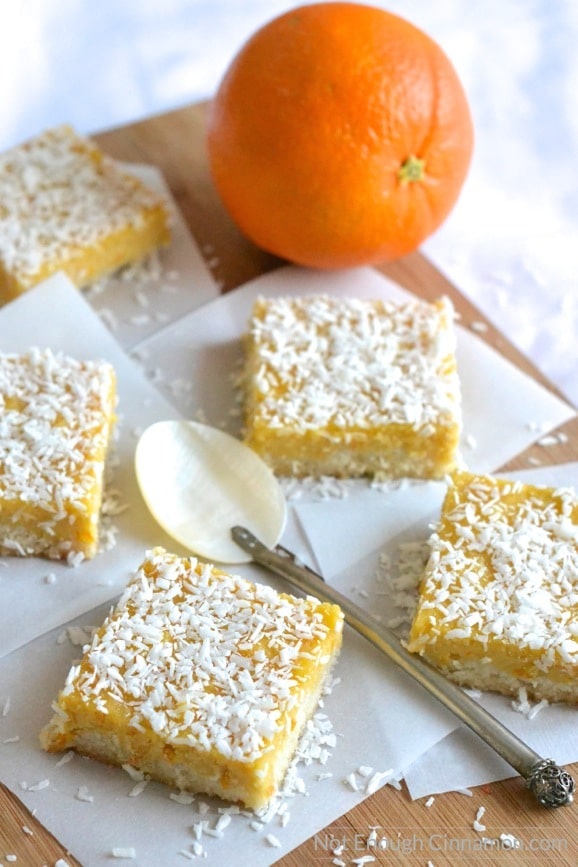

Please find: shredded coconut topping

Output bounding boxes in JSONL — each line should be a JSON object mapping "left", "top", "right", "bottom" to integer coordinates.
{"left": 0, "top": 125, "right": 169, "bottom": 286}
{"left": 245, "top": 294, "right": 461, "bottom": 433}
{"left": 414, "top": 473, "right": 578, "bottom": 668}
{"left": 61, "top": 548, "right": 342, "bottom": 762}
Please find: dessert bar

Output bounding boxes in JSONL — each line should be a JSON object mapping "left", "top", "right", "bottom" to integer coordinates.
{"left": 0, "top": 125, "right": 171, "bottom": 300}
{"left": 243, "top": 293, "right": 462, "bottom": 479}
{"left": 0, "top": 347, "right": 116, "bottom": 562}
{"left": 408, "top": 470, "right": 578, "bottom": 704}
{"left": 41, "top": 548, "right": 344, "bottom": 809}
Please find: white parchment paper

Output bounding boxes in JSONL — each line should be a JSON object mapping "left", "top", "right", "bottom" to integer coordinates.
{"left": 0, "top": 261, "right": 576, "bottom": 864}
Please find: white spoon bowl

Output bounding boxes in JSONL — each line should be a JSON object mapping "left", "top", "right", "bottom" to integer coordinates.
{"left": 135, "top": 420, "right": 286, "bottom": 563}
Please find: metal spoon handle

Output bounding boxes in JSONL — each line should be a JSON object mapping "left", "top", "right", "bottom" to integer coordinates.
{"left": 232, "top": 525, "right": 574, "bottom": 808}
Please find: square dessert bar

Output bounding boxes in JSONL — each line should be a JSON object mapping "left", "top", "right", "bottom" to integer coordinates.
{"left": 0, "top": 125, "right": 171, "bottom": 301}
{"left": 243, "top": 294, "right": 462, "bottom": 479}
{"left": 407, "top": 470, "right": 578, "bottom": 704}
{"left": 0, "top": 347, "right": 116, "bottom": 562}
{"left": 41, "top": 548, "right": 344, "bottom": 809}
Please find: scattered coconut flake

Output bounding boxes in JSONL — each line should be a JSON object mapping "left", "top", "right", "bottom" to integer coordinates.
{"left": 54, "top": 751, "right": 74, "bottom": 769}
{"left": 424, "top": 796, "right": 435, "bottom": 807}
{"left": 76, "top": 785, "right": 94, "bottom": 803}
{"left": 343, "top": 772, "right": 359, "bottom": 791}
{"left": 2, "top": 695, "right": 10, "bottom": 716}
{"left": 512, "top": 686, "right": 531, "bottom": 715}
{"left": 66, "top": 550, "right": 86, "bottom": 568}
{"left": 111, "top": 847, "right": 136, "bottom": 859}
{"left": 129, "top": 313, "right": 152, "bottom": 327}
{"left": 122, "top": 764, "right": 145, "bottom": 782}
{"left": 101, "top": 487, "right": 129, "bottom": 518}
{"left": 192, "top": 820, "right": 207, "bottom": 840}
{"left": 44, "top": 572, "right": 57, "bottom": 584}
{"left": 265, "top": 833, "right": 282, "bottom": 848}
{"left": 473, "top": 805, "right": 486, "bottom": 832}
{"left": 527, "top": 699, "right": 549, "bottom": 719}
{"left": 512, "top": 685, "right": 550, "bottom": 719}
{"left": 169, "top": 791, "right": 194, "bottom": 805}
{"left": 537, "top": 434, "right": 559, "bottom": 447}
{"left": 98, "top": 307, "right": 119, "bottom": 331}
{"left": 365, "top": 768, "right": 397, "bottom": 795}
{"left": 3, "top": 736, "right": 20, "bottom": 744}
{"left": 128, "top": 780, "right": 149, "bottom": 798}
{"left": 456, "top": 787, "right": 473, "bottom": 797}
{"left": 203, "top": 827, "right": 225, "bottom": 839}
{"left": 66, "top": 625, "right": 95, "bottom": 647}
{"left": 214, "top": 814, "right": 232, "bottom": 833}
{"left": 367, "top": 827, "right": 378, "bottom": 847}
{"left": 470, "top": 320, "right": 489, "bottom": 333}
{"left": 22, "top": 825, "right": 33, "bottom": 835}
{"left": 511, "top": 685, "right": 551, "bottom": 719}
{"left": 55, "top": 860, "right": 70, "bottom": 867}
{"left": 133, "top": 288, "right": 150, "bottom": 308}
{"left": 27, "top": 778, "right": 50, "bottom": 792}
{"left": 280, "top": 474, "right": 354, "bottom": 502}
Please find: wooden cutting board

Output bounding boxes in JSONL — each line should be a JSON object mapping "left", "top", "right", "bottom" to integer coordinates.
{"left": 1, "top": 101, "right": 577, "bottom": 866}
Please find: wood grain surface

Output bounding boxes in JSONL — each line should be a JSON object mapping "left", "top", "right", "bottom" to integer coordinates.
{"left": 1, "top": 101, "right": 577, "bottom": 866}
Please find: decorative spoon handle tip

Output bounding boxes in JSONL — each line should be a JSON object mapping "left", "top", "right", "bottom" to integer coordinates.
{"left": 526, "top": 759, "right": 574, "bottom": 808}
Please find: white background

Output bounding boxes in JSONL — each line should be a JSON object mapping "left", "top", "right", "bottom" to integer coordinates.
{"left": 2, "top": 0, "right": 577, "bottom": 405}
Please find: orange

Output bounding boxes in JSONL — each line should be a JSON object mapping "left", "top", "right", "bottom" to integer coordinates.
{"left": 206, "top": 2, "right": 474, "bottom": 269}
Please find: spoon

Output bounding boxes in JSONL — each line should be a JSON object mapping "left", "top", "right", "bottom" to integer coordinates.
{"left": 135, "top": 420, "right": 574, "bottom": 808}
{"left": 134, "top": 420, "right": 286, "bottom": 563}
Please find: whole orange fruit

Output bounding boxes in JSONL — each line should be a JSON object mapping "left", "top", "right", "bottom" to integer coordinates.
{"left": 206, "top": 2, "right": 474, "bottom": 269}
